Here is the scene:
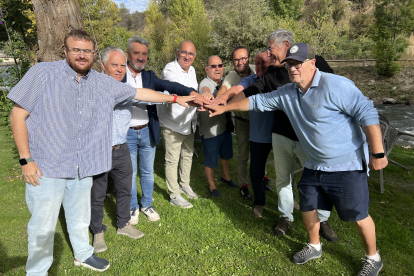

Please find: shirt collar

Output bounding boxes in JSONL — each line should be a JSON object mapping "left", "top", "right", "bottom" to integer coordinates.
{"left": 63, "top": 59, "right": 92, "bottom": 81}
{"left": 295, "top": 68, "right": 321, "bottom": 93}
{"left": 126, "top": 64, "right": 141, "bottom": 79}
{"left": 174, "top": 58, "right": 193, "bottom": 74}
{"left": 206, "top": 75, "right": 224, "bottom": 86}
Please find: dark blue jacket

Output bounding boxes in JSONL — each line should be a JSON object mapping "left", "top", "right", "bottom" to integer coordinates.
{"left": 122, "top": 69, "right": 194, "bottom": 144}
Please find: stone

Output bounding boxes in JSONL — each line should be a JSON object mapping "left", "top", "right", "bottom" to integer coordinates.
{"left": 383, "top": 98, "right": 397, "bottom": 104}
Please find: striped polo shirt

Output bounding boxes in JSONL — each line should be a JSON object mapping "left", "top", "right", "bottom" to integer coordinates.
{"left": 7, "top": 59, "right": 136, "bottom": 179}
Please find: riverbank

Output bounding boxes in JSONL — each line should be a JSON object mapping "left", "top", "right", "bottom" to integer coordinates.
{"left": 335, "top": 66, "right": 414, "bottom": 104}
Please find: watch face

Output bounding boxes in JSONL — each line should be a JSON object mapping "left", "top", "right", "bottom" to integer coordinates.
{"left": 19, "top": 158, "right": 28, "bottom": 165}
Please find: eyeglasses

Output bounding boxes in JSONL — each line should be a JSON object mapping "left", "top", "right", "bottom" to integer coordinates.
{"left": 266, "top": 45, "right": 277, "bottom": 53}
{"left": 284, "top": 59, "right": 310, "bottom": 70}
{"left": 180, "top": 50, "right": 196, "bottom": 58}
{"left": 65, "top": 46, "right": 95, "bottom": 56}
{"left": 208, "top": 64, "right": 223, "bottom": 69}
{"left": 232, "top": 57, "right": 248, "bottom": 63}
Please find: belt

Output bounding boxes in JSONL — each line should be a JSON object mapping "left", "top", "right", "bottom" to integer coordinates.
{"left": 130, "top": 123, "right": 148, "bottom": 130}
{"left": 235, "top": 116, "right": 249, "bottom": 123}
{"left": 112, "top": 144, "right": 122, "bottom": 151}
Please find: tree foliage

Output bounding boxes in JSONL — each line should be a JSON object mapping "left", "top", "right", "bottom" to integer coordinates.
{"left": 371, "top": 0, "right": 414, "bottom": 76}
{"left": 142, "top": 0, "right": 211, "bottom": 79}
{"left": 79, "top": 0, "right": 120, "bottom": 50}
{"left": 208, "top": 0, "right": 275, "bottom": 66}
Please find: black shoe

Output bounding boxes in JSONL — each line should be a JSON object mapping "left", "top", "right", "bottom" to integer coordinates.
{"left": 74, "top": 253, "right": 110, "bottom": 272}
{"left": 273, "top": 217, "right": 292, "bottom": 235}
{"left": 239, "top": 186, "right": 252, "bottom": 200}
{"left": 263, "top": 177, "right": 273, "bottom": 191}
{"left": 319, "top": 221, "right": 339, "bottom": 242}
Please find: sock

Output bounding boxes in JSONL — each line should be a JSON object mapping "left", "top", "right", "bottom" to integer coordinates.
{"left": 242, "top": 185, "right": 248, "bottom": 188}
{"left": 366, "top": 251, "right": 381, "bottom": 262}
{"left": 309, "top": 243, "right": 321, "bottom": 251}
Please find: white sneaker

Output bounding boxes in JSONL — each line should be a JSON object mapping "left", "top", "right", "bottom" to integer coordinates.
{"left": 180, "top": 186, "right": 198, "bottom": 199}
{"left": 141, "top": 206, "right": 160, "bottom": 221}
{"left": 129, "top": 208, "right": 139, "bottom": 225}
{"left": 170, "top": 195, "right": 193, "bottom": 209}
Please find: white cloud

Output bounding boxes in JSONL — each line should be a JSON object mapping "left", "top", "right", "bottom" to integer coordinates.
{"left": 113, "top": 0, "right": 149, "bottom": 13}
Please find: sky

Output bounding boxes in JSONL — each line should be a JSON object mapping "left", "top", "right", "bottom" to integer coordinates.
{"left": 113, "top": 0, "right": 150, "bottom": 13}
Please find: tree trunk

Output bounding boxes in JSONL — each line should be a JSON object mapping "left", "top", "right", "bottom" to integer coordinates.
{"left": 32, "top": 0, "right": 85, "bottom": 62}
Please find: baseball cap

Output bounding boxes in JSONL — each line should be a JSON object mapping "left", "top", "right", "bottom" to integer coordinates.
{"left": 281, "top": 43, "right": 315, "bottom": 63}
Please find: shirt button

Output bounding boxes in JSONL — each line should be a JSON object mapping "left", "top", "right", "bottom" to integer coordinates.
{"left": 79, "top": 111, "right": 82, "bottom": 114}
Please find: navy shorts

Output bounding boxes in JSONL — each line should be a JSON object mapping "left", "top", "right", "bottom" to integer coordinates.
{"left": 201, "top": 131, "right": 233, "bottom": 168}
{"left": 297, "top": 168, "right": 369, "bottom": 222}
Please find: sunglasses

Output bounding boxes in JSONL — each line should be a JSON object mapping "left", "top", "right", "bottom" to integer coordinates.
{"left": 208, "top": 64, "right": 223, "bottom": 69}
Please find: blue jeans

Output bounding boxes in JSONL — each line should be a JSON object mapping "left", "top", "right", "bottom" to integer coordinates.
{"left": 127, "top": 126, "right": 156, "bottom": 209}
{"left": 25, "top": 173, "right": 94, "bottom": 275}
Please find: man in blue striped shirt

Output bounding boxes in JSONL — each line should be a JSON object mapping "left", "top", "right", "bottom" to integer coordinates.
{"left": 8, "top": 30, "right": 193, "bottom": 275}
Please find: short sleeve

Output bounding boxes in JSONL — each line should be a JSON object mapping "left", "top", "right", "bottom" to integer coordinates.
{"left": 101, "top": 74, "right": 136, "bottom": 105}
{"left": 7, "top": 63, "right": 46, "bottom": 112}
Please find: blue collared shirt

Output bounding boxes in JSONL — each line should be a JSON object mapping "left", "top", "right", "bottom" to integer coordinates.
{"left": 8, "top": 60, "right": 137, "bottom": 178}
{"left": 249, "top": 69, "right": 378, "bottom": 170}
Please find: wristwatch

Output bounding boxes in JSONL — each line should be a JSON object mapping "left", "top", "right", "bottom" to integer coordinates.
{"left": 19, "top": 157, "right": 33, "bottom": 166}
{"left": 370, "top": 152, "right": 385, "bottom": 158}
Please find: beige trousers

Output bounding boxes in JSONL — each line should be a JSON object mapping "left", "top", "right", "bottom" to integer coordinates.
{"left": 162, "top": 127, "right": 195, "bottom": 199}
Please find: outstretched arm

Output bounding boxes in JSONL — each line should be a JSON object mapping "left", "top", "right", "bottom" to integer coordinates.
{"left": 363, "top": 124, "right": 388, "bottom": 171}
{"left": 134, "top": 88, "right": 194, "bottom": 108}
{"left": 213, "top": 84, "right": 244, "bottom": 105}
{"left": 10, "top": 104, "right": 42, "bottom": 186}
{"left": 205, "top": 97, "right": 250, "bottom": 117}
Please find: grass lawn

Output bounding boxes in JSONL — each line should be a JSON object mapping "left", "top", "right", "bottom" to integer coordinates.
{"left": 0, "top": 120, "right": 413, "bottom": 276}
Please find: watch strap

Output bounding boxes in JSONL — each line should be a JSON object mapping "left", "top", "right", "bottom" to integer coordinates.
{"left": 370, "top": 152, "right": 385, "bottom": 158}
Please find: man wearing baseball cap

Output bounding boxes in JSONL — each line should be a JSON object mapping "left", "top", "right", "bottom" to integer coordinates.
{"left": 206, "top": 43, "right": 387, "bottom": 276}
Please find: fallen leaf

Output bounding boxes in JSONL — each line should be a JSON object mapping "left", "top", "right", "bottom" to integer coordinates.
{"left": 408, "top": 171, "right": 412, "bottom": 174}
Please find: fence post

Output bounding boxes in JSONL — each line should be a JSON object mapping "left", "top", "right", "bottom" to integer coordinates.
{"left": 363, "top": 59, "right": 366, "bottom": 67}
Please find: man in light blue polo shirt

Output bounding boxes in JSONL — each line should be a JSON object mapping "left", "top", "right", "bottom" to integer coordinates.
{"left": 206, "top": 43, "right": 387, "bottom": 276}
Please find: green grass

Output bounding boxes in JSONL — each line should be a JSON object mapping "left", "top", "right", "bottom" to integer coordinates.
{"left": 0, "top": 121, "right": 413, "bottom": 275}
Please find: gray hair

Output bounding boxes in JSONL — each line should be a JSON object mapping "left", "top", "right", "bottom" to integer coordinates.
{"left": 255, "top": 49, "right": 267, "bottom": 59}
{"left": 267, "top": 29, "right": 294, "bottom": 47}
{"left": 206, "top": 55, "right": 221, "bottom": 67}
{"left": 127, "top": 36, "right": 150, "bottom": 52}
{"left": 101, "top": 46, "right": 127, "bottom": 65}
{"left": 177, "top": 40, "right": 196, "bottom": 53}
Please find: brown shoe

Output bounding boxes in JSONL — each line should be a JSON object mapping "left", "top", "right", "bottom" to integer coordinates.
{"left": 273, "top": 217, "right": 292, "bottom": 235}
{"left": 253, "top": 205, "right": 264, "bottom": 218}
{"left": 319, "top": 221, "right": 339, "bottom": 242}
{"left": 294, "top": 199, "right": 300, "bottom": 211}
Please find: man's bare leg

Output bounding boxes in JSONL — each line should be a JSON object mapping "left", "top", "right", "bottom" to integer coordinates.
{"left": 219, "top": 158, "right": 231, "bottom": 181}
{"left": 204, "top": 166, "right": 216, "bottom": 191}
{"left": 355, "top": 215, "right": 377, "bottom": 255}
{"left": 302, "top": 210, "right": 320, "bottom": 244}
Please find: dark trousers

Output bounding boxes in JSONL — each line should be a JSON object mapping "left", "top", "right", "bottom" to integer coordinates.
{"left": 250, "top": 141, "right": 272, "bottom": 206}
{"left": 90, "top": 143, "right": 133, "bottom": 234}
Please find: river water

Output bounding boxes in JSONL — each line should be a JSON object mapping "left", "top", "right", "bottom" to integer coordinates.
{"left": 375, "top": 104, "right": 414, "bottom": 146}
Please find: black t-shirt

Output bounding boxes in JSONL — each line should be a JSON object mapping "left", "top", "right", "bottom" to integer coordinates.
{"left": 243, "top": 55, "right": 334, "bottom": 141}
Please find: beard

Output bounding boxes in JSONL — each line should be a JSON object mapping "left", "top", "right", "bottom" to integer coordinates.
{"left": 66, "top": 56, "right": 94, "bottom": 75}
{"left": 130, "top": 60, "right": 146, "bottom": 71}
